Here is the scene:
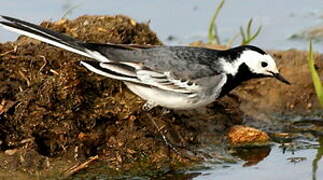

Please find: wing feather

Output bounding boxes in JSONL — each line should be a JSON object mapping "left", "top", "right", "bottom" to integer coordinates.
{"left": 136, "top": 70, "right": 200, "bottom": 94}
{"left": 81, "top": 61, "right": 202, "bottom": 94}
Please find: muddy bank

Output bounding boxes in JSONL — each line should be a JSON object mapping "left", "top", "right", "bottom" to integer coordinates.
{"left": 0, "top": 15, "right": 322, "bottom": 179}
{"left": 0, "top": 15, "right": 241, "bottom": 179}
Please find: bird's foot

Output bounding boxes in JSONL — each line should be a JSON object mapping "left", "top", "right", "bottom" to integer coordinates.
{"left": 142, "top": 101, "right": 157, "bottom": 111}
{"left": 161, "top": 108, "right": 171, "bottom": 115}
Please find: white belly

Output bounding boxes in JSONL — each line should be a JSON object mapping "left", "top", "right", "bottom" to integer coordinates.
{"left": 124, "top": 82, "right": 214, "bottom": 109}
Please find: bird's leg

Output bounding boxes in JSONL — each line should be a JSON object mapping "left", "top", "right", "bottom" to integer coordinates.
{"left": 150, "top": 117, "right": 182, "bottom": 156}
{"left": 142, "top": 101, "right": 171, "bottom": 114}
{"left": 142, "top": 100, "right": 157, "bottom": 111}
{"left": 143, "top": 102, "right": 174, "bottom": 148}
{"left": 161, "top": 107, "right": 171, "bottom": 115}
{"left": 145, "top": 107, "right": 193, "bottom": 159}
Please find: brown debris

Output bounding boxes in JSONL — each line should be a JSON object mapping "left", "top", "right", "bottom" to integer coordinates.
{"left": 227, "top": 125, "right": 271, "bottom": 147}
{"left": 0, "top": 99, "right": 16, "bottom": 115}
{"left": 0, "top": 45, "right": 17, "bottom": 57}
{"left": 64, "top": 155, "right": 99, "bottom": 177}
{"left": 0, "top": 15, "right": 238, "bottom": 178}
{"left": 40, "top": 15, "right": 161, "bottom": 45}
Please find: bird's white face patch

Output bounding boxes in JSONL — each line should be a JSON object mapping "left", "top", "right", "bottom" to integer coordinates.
{"left": 238, "top": 50, "right": 279, "bottom": 76}
{"left": 219, "top": 58, "right": 242, "bottom": 75}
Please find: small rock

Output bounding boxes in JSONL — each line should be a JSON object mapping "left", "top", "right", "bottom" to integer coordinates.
{"left": 227, "top": 125, "right": 271, "bottom": 147}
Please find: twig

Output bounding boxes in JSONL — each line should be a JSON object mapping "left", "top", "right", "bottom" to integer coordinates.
{"left": 64, "top": 155, "right": 99, "bottom": 177}
{"left": 38, "top": 55, "right": 48, "bottom": 73}
{"left": 18, "top": 70, "right": 31, "bottom": 86}
{"left": 20, "top": 138, "right": 34, "bottom": 145}
{"left": 50, "top": 69, "right": 59, "bottom": 75}
{"left": 0, "top": 45, "right": 17, "bottom": 57}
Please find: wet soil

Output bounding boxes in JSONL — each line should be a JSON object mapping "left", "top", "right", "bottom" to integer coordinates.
{"left": 0, "top": 15, "right": 322, "bottom": 179}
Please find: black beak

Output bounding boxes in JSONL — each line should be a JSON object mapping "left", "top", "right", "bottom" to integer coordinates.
{"left": 272, "top": 72, "right": 290, "bottom": 85}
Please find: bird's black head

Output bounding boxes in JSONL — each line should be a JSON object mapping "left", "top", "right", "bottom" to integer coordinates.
{"left": 218, "top": 45, "right": 290, "bottom": 97}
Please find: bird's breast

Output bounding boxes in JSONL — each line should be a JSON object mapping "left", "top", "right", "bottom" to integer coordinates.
{"left": 124, "top": 82, "right": 213, "bottom": 109}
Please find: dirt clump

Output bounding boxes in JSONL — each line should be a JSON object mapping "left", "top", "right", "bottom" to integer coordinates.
{"left": 0, "top": 15, "right": 241, "bottom": 178}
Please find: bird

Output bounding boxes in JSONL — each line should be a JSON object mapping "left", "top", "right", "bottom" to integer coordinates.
{"left": 0, "top": 15, "right": 290, "bottom": 111}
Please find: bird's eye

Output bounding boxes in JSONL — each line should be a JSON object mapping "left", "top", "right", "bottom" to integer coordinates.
{"left": 261, "top": 62, "right": 268, "bottom": 67}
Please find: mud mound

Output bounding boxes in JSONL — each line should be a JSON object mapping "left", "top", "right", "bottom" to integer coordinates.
{"left": 40, "top": 15, "right": 160, "bottom": 45}
{"left": 0, "top": 15, "right": 240, "bottom": 178}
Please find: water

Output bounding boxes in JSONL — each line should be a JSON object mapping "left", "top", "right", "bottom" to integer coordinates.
{"left": 0, "top": 0, "right": 322, "bottom": 51}
{"left": 193, "top": 141, "right": 323, "bottom": 180}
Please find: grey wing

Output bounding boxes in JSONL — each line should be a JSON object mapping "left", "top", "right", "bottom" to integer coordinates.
{"left": 81, "top": 60, "right": 226, "bottom": 96}
{"left": 80, "top": 45, "right": 225, "bottom": 95}
{"left": 81, "top": 60, "right": 200, "bottom": 94}
{"left": 82, "top": 44, "right": 222, "bottom": 80}
{"left": 194, "top": 73, "right": 227, "bottom": 98}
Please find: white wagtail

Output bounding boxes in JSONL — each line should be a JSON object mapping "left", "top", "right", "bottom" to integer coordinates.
{"left": 0, "top": 16, "right": 290, "bottom": 111}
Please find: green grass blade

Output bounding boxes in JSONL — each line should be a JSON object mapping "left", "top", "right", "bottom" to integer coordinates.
{"left": 208, "top": 0, "right": 225, "bottom": 44}
{"left": 226, "top": 33, "right": 240, "bottom": 47}
{"left": 307, "top": 40, "right": 323, "bottom": 107}
{"left": 61, "top": 3, "right": 82, "bottom": 19}
{"left": 247, "top": 26, "right": 262, "bottom": 44}
{"left": 247, "top": 19, "right": 253, "bottom": 37}
{"left": 253, "top": 25, "right": 262, "bottom": 39}
{"left": 240, "top": 19, "right": 262, "bottom": 45}
{"left": 240, "top": 26, "right": 246, "bottom": 44}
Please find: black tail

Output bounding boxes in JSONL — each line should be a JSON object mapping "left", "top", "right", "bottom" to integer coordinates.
{"left": 0, "top": 15, "right": 109, "bottom": 62}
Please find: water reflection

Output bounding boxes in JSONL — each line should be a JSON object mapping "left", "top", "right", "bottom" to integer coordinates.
{"left": 312, "top": 136, "right": 323, "bottom": 180}
{"left": 232, "top": 147, "right": 271, "bottom": 167}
